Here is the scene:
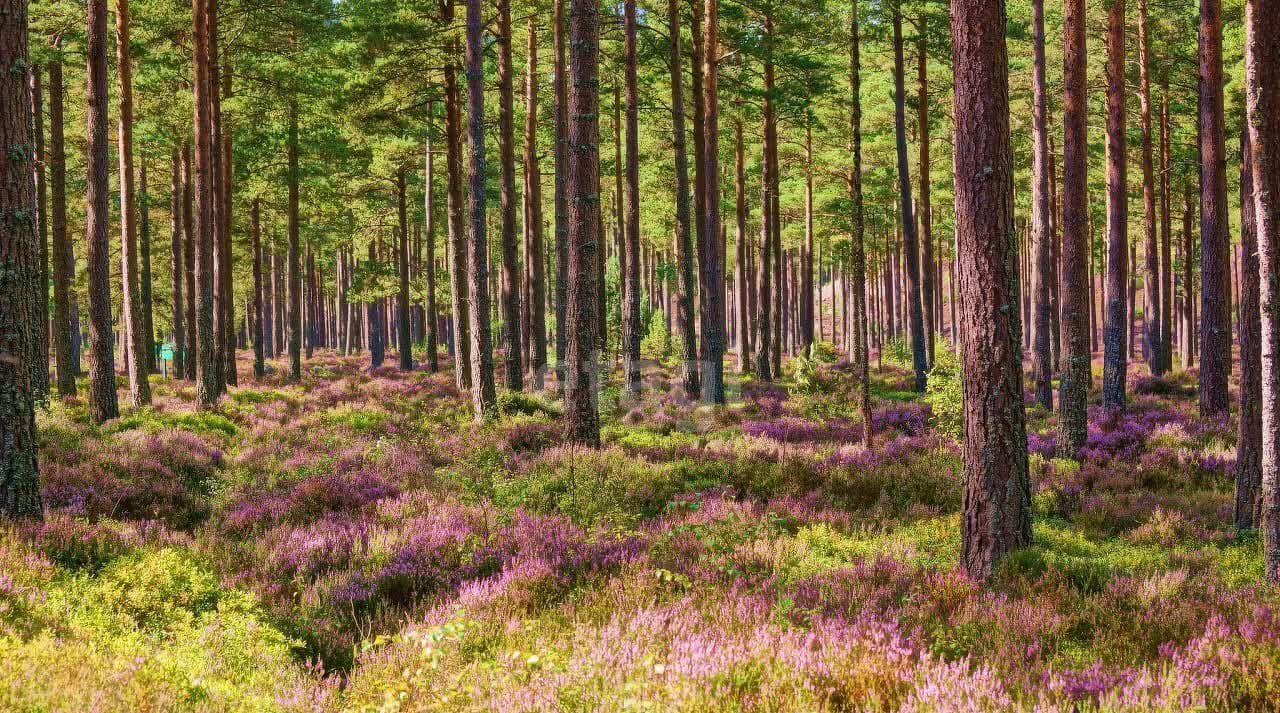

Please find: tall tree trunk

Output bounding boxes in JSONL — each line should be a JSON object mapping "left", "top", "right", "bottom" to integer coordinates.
{"left": 497, "top": 0, "right": 521, "bottom": 389}
{"left": 306, "top": 240, "right": 316, "bottom": 360}
{"left": 444, "top": 48, "right": 471, "bottom": 390}
{"left": 1244, "top": 0, "right": 1280, "bottom": 579}
{"left": 669, "top": 0, "right": 700, "bottom": 395}
{"left": 1030, "top": 0, "right": 1053, "bottom": 411}
{"left": 622, "top": 0, "right": 642, "bottom": 397}
{"left": 700, "top": 0, "right": 724, "bottom": 403}
{"left": 735, "top": 121, "right": 751, "bottom": 373}
{"left": 892, "top": 9, "right": 926, "bottom": 391}
{"left": 523, "top": 20, "right": 546, "bottom": 389}
{"left": 553, "top": 0, "right": 568, "bottom": 392}
{"left": 1182, "top": 188, "right": 1196, "bottom": 367}
{"left": 465, "top": 0, "right": 496, "bottom": 418}
{"left": 251, "top": 199, "right": 265, "bottom": 377}
{"left": 183, "top": 144, "right": 197, "bottom": 380}
{"left": 170, "top": 149, "right": 186, "bottom": 379}
{"left": 29, "top": 64, "right": 49, "bottom": 398}
{"left": 800, "top": 123, "right": 815, "bottom": 357}
{"left": 194, "top": 0, "right": 220, "bottom": 403}
{"left": 397, "top": 168, "right": 413, "bottom": 370}
{"left": 0, "top": 0, "right": 42, "bottom": 517}
{"left": 916, "top": 15, "right": 934, "bottom": 366}
{"left": 1159, "top": 84, "right": 1173, "bottom": 373}
{"left": 86, "top": 0, "right": 119, "bottom": 422}
{"left": 690, "top": 0, "right": 706, "bottom": 317}
{"left": 1238, "top": 127, "right": 1262, "bottom": 531}
{"left": 115, "top": 0, "right": 151, "bottom": 407}
{"left": 952, "top": 0, "right": 1030, "bottom": 579}
{"left": 1058, "top": 0, "right": 1090, "bottom": 457}
{"left": 139, "top": 162, "right": 155, "bottom": 373}
{"left": 1101, "top": 0, "right": 1128, "bottom": 411}
{"left": 368, "top": 240, "right": 384, "bottom": 368}
{"left": 286, "top": 99, "right": 302, "bottom": 381}
{"left": 564, "top": 0, "right": 601, "bottom": 445}
{"left": 1138, "top": 0, "right": 1162, "bottom": 375}
{"left": 1198, "top": 0, "right": 1231, "bottom": 418}
{"left": 850, "top": 1, "right": 871, "bottom": 445}
{"left": 49, "top": 57, "right": 76, "bottom": 397}
{"left": 219, "top": 63, "right": 235, "bottom": 387}
{"left": 424, "top": 129, "right": 439, "bottom": 372}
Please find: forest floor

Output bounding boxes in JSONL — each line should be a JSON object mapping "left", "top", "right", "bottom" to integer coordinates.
{"left": 2, "top": 343, "right": 1276, "bottom": 711}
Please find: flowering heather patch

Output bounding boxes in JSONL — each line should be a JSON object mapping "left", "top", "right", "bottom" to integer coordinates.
{"left": 871, "top": 401, "right": 932, "bottom": 436}
{"left": 39, "top": 428, "right": 221, "bottom": 530}
{"left": 216, "top": 466, "right": 400, "bottom": 536}
{"left": 741, "top": 416, "right": 863, "bottom": 444}
{"left": 741, "top": 381, "right": 789, "bottom": 418}
{"left": 1028, "top": 430, "right": 1058, "bottom": 457}
{"left": 12, "top": 351, "right": 1280, "bottom": 708}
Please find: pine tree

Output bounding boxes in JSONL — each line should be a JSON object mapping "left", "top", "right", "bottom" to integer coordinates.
{"left": 952, "top": 0, "right": 1031, "bottom": 579}
{"left": 564, "top": 0, "right": 602, "bottom": 446}
{"left": 0, "top": 0, "right": 42, "bottom": 518}
{"left": 86, "top": 0, "right": 120, "bottom": 423}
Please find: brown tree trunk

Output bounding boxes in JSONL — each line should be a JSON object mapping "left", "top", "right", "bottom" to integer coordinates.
{"left": 523, "top": 21, "right": 546, "bottom": 388}
{"left": 465, "top": 0, "right": 496, "bottom": 418}
{"left": 49, "top": 57, "right": 76, "bottom": 397}
{"left": 553, "top": 0, "right": 568, "bottom": 392}
{"left": 622, "top": 0, "right": 642, "bottom": 397}
{"left": 735, "top": 121, "right": 751, "bottom": 373}
{"left": 850, "top": 3, "right": 871, "bottom": 445}
{"left": 1182, "top": 188, "right": 1196, "bottom": 367}
{"left": 444, "top": 32, "right": 472, "bottom": 391}
{"left": 115, "top": 0, "right": 151, "bottom": 407}
{"left": 1030, "top": 0, "right": 1053, "bottom": 411}
{"left": 251, "top": 198, "right": 265, "bottom": 377}
{"left": 139, "top": 162, "right": 155, "bottom": 374}
{"left": 1238, "top": 127, "right": 1262, "bottom": 531}
{"left": 286, "top": 99, "right": 302, "bottom": 380}
{"left": 1160, "top": 84, "right": 1173, "bottom": 373}
{"left": 424, "top": 136, "right": 439, "bottom": 372}
{"left": 951, "top": 0, "right": 1031, "bottom": 579}
{"left": 194, "top": 0, "right": 220, "bottom": 402}
{"left": 367, "top": 240, "right": 384, "bottom": 367}
{"left": 690, "top": 0, "right": 706, "bottom": 317}
{"left": 892, "top": 7, "right": 926, "bottom": 392}
{"left": 183, "top": 144, "right": 197, "bottom": 380}
{"left": 497, "top": 0, "right": 521, "bottom": 389}
{"left": 564, "top": 0, "right": 601, "bottom": 445}
{"left": 29, "top": 64, "right": 49, "bottom": 397}
{"left": 169, "top": 149, "right": 186, "bottom": 379}
{"left": 1198, "top": 0, "right": 1231, "bottom": 418}
{"left": 669, "top": 0, "right": 700, "bottom": 394}
{"left": 1244, "top": 0, "right": 1280, "bottom": 579}
{"left": 86, "top": 0, "right": 120, "bottom": 422}
{"left": 916, "top": 15, "right": 934, "bottom": 366}
{"left": 0, "top": 0, "right": 42, "bottom": 517}
{"left": 1138, "top": 0, "right": 1162, "bottom": 375}
{"left": 397, "top": 168, "right": 413, "bottom": 371}
{"left": 1059, "top": 0, "right": 1090, "bottom": 457}
{"left": 801, "top": 123, "right": 815, "bottom": 357}
{"left": 700, "top": 0, "right": 724, "bottom": 403}
{"left": 1101, "top": 0, "right": 1128, "bottom": 411}
{"left": 219, "top": 62, "right": 235, "bottom": 387}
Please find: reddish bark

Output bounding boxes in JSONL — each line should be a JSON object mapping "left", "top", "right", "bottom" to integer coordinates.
{"left": 564, "top": 0, "right": 602, "bottom": 446}
{"left": 86, "top": 0, "right": 120, "bottom": 422}
{"left": 951, "top": 0, "right": 1031, "bottom": 579}
{"left": 1198, "top": 0, "right": 1231, "bottom": 418}
{"left": 0, "top": 0, "right": 42, "bottom": 516}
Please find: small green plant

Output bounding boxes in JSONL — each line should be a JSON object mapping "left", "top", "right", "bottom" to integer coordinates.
{"left": 640, "top": 309, "right": 672, "bottom": 362}
{"left": 499, "top": 390, "right": 563, "bottom": 419}
{"left": 925, "top": 341, "right": 963, "bottom": 441}
{"left": 883, "top": 336, "right": 914, "bottom": 367}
